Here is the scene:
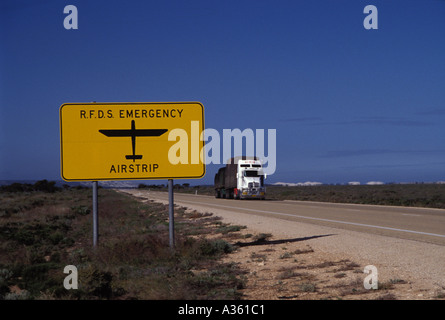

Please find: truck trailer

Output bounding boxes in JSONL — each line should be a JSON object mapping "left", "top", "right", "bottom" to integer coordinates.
{"left": 214, "top": 156, "right": 266, "bottom": 199}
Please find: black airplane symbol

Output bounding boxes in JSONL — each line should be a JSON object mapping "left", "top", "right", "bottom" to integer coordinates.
{"left": 99, "top": 120, "right": 168, "bottom": 161}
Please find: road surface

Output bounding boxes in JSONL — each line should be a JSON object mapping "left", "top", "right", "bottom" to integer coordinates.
{"left": 134, "top": 191, "right": 445, "bottom": 245}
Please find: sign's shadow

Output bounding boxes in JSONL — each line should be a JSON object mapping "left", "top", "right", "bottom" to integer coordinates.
{"left": 233, "top": 234, "right": 335, "bottom": 248}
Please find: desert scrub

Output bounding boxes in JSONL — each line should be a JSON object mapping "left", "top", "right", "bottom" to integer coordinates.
{"left": 199, "top": 239, "right": 234, "bottom": 257}
{"left": 266, "top": 184, "right": 445, "bottom": 209}
{"left": 299, "top": 282, "right": 317, "bottom": 293}
{"left": 279, "top": 252, "right": 293, "bottom": 259}
{"left": 0, "top": 184, "right": 245, "bottom": 300}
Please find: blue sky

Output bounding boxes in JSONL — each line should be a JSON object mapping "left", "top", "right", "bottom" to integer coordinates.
{"left": 1, "top": 0, "right": 445, "bottom": 185}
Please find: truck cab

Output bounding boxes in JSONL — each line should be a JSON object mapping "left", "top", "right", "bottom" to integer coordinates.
{"left": 214, "top": 156, "right": 266, "bottom": 200}
{"left": 236, "top": 159, "right": 266, "bottom": 199}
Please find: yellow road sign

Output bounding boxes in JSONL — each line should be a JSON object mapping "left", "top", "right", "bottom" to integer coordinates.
{"left": 60, "top": 102, "right": 205, "bottom": 181}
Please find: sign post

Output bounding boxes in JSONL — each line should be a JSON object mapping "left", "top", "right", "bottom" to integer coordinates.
{"left": 168, "top": 179, "right": 174, "bottom": 248}
{"left": 92, "top": 181, "right": 98, "bottom": 247}
{"left": 60, "top": 102, "right": 205, "bottom": 249}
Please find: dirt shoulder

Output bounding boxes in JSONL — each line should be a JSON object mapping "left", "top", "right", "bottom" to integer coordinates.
{"left": 122, "top": 190, "right": 445, "bottom": 300}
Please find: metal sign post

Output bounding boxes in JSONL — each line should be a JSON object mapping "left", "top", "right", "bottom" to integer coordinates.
{"left": 92, "top": 181, "right": 99, "bottom": 247}
{"left": 168, "top": 179, "right": 175, "bottom": 249}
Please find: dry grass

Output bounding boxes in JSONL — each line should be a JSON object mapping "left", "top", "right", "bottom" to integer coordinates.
{"left": 0, "top": 186, "right": 247, "bottom": 300}
{"left": 266, "top": 184, "right": 445, "bottom": 209}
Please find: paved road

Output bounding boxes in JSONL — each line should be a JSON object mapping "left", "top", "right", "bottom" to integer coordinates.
{"left": 138, "top": 191, "right": 445, "bottom": 246}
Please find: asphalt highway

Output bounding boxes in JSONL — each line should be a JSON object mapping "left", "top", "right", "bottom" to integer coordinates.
{"left": 143, "top": 191, "right": 445, "bottom": 246}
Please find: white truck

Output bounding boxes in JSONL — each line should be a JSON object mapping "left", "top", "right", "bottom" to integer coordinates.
{"left": 214, "top": 156, "right": 266, "bottom": 199}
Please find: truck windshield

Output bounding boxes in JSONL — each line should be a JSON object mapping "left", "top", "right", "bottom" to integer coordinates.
{"left": 244, "top": 170, "right": 260, "bottom": 177}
